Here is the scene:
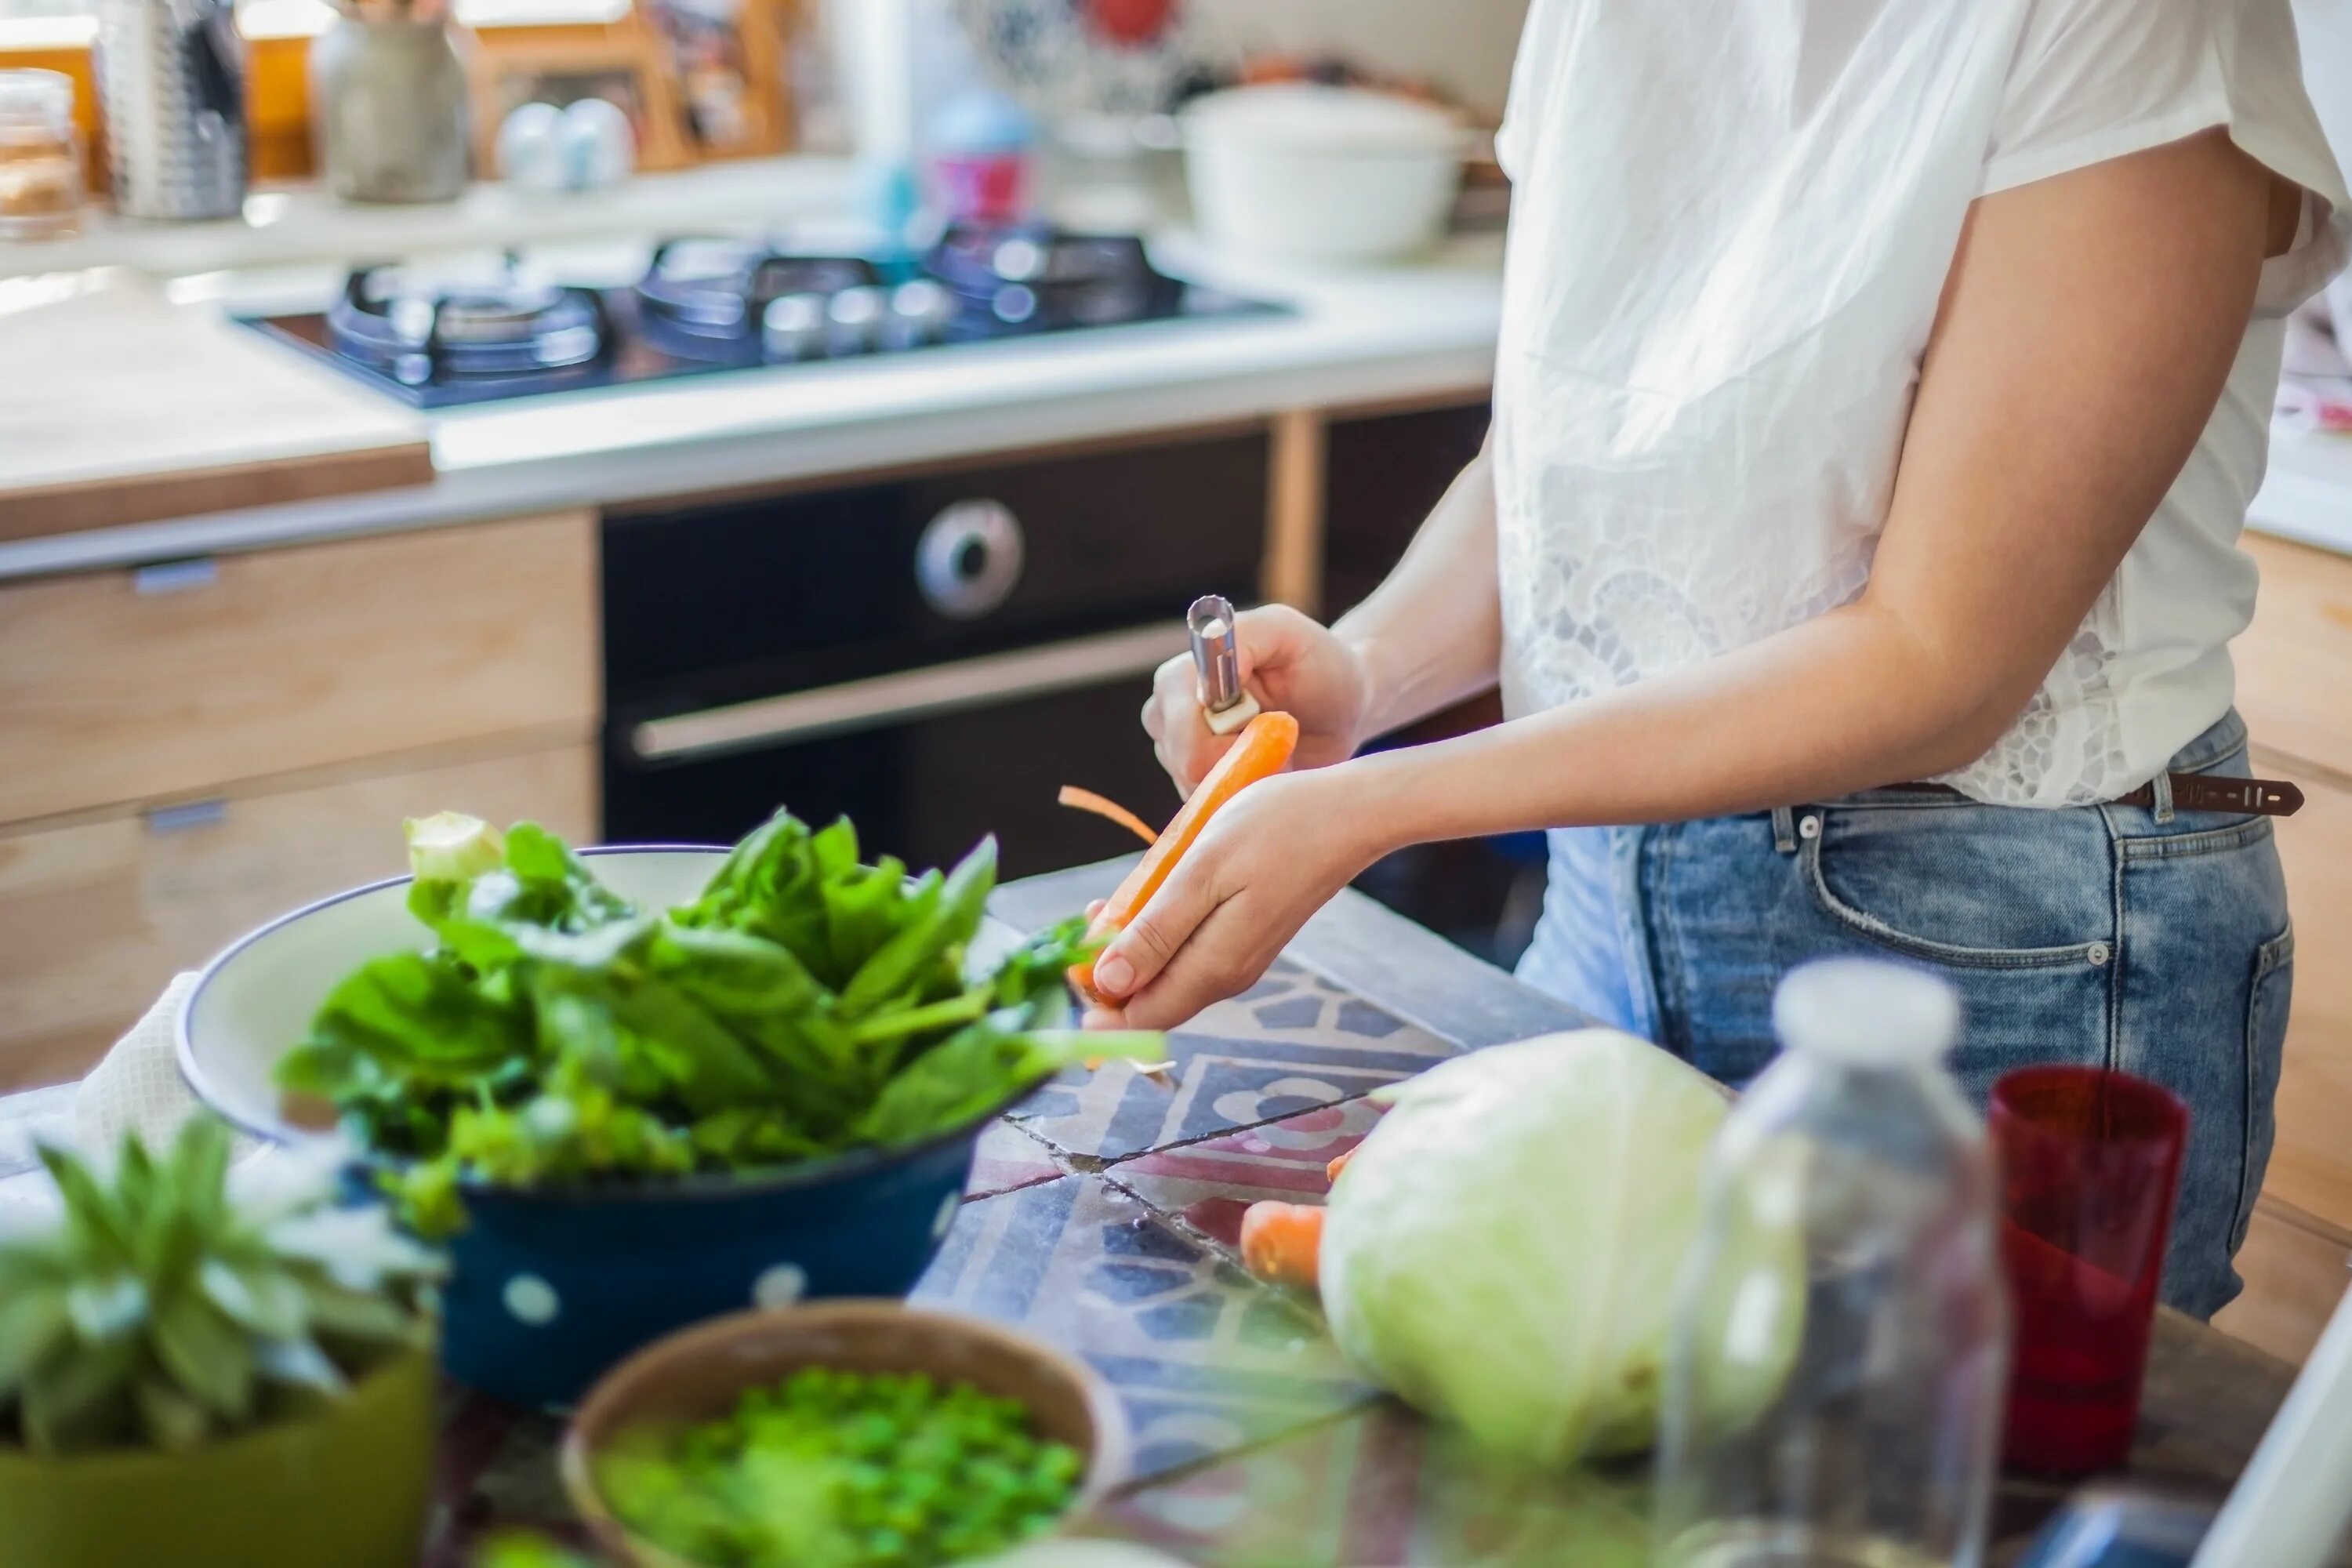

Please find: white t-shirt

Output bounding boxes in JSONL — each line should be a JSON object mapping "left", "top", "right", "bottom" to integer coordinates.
{"left": 1490, "top": 0, "right": 2352, "bottom": 805}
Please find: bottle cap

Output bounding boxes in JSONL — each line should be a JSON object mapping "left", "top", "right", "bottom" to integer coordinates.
{"left": 1773, "top": 957, "right": 1959, "bottom": 1068}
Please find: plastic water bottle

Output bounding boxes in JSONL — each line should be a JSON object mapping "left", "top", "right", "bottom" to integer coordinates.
{"left": 1653, "top": 958, "right": 2009, "bottom": 1568}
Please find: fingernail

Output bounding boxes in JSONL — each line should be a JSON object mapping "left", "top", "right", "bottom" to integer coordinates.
{"left": 1094, "top": 954, "right": 1134, "bottom": 996}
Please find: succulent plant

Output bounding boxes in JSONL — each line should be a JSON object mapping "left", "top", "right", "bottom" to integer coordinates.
{"left": 0, "top": 1119, "right": 442, "bottom": 1456}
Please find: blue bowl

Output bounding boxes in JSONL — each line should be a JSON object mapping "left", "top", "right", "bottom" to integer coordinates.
{"left": 430, "top": 1113, "right": 989, "bottom": 1408}
{"left": 180, "top": 847, "right": 1039, "bottom": 1410}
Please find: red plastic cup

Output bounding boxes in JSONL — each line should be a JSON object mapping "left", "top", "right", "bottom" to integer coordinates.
{"left": 1992, "top": 1065, "right": 2189, "bottom": 1476}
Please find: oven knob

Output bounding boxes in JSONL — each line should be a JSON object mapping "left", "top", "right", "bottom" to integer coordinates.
{"left": 762, "top": 292, "right": 829, "bottom": 361}
{"left": 916, "top": 499, "right": 1025, "bottom": 619}
{"left": 828, "top": 285, "right": 887, "bottom": 354}
{"left": 887, "top": 279, "right": 957, "bottom": 347}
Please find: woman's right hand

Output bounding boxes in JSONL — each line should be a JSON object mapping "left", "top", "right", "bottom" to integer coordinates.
{"left": 1142, "top": 603, "right": 1371, "bottom": 795}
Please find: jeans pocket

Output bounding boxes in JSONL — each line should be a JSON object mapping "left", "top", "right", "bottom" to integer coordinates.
{"left": 2232, "top": 924, "right": 2295, "bottom": 1254}
{"left": 1798, "top": 808, "right": 2113, "bottom": 970}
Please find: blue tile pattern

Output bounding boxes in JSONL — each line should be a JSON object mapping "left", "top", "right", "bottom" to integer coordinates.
{"left": 1010, "top": 960, "right": 1454, "bottom": 1161}
{"left": 912, "top": 1173, "right": 1373, "bottom": 1479}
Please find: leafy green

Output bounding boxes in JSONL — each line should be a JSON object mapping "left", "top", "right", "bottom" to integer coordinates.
{"left": 0, "top": 1120, "right": 441, "bottom": 1456}
{"left": 593, "top": 1367, "right": 1083, "bottom": 1568}
{"left": 279, "top": 811, "right": 1157, "bottom": 1237}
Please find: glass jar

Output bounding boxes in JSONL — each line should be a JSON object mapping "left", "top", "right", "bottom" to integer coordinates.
{"left": 1653, "top": 958, "right": 2009, "bottom": 1568}
{"left": 0, "top": 70, "right": 84, "bottom": 241}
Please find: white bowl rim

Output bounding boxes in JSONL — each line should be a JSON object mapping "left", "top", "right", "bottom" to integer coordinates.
{"left": 174, "top": 844, "right": 1055, "bottom": 1205}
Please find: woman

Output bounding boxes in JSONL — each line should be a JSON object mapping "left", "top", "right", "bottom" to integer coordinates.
{"left": 1081, "top": 0, "right": 2349, "bottom": 1318}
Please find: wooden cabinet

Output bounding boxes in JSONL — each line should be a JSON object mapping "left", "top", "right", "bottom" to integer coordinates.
{"left": 2221, "top": 532, "right": 2352, "bottom": 1361}
{"left": 2259, "top": 767, "right": 2352, "bottom": 1226}
{"left": 0, "top": 508, "right": 604, "bottom": 1091}
{"left": 0, "top": 512, "right": 597, "bottom": 824}
{"left": 0, "top": 741, "right": 597, "bottom": 1091}
{"left": 2238, "top": 532, "right": 2352, "bottom": 768}
{"left": 2216, "top": 1187, "right": 2352, "bottom": 1366}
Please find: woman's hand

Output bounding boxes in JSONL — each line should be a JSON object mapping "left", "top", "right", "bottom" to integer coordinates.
{"left": 1080, "top": 766, "right": 1388, "bottom": 1031}
{"left": 1142, "top": 604, "right": 1370, "bottom": 797}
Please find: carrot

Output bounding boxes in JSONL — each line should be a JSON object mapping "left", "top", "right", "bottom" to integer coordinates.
{"left": 1071, "top": 710, "right": 1300, "bottom": 999}
{"left": 1326, "top": 1149, "right": 1355, "bottom": 1185}
{"left": 1240, "top": 1200, "right": 1324, "bottom": 1290}
{"left": 1058, "top": 786, "right": 1160, "bottom": 847}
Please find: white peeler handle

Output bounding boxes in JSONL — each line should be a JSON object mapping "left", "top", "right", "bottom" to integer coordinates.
{"left": 1203, "top": 692, "right": 1262, "bottom": 736}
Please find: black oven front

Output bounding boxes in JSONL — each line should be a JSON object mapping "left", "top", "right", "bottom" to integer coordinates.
{"left": 601, "top": 430, "right": 1270, "bottom": 880}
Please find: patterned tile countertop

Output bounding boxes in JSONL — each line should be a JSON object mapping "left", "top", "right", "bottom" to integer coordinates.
{"left": 0, "top": 866, "right": 2310, "bottom": 1566}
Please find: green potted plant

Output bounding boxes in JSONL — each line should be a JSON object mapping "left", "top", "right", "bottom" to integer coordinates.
{"left": 0, "top": 1119, "right": 443, "bottom": 1568}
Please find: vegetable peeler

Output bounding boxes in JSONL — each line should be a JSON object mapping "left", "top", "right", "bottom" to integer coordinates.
{"left": 1188, "top": 594, "right": 1262, "bottom": 736}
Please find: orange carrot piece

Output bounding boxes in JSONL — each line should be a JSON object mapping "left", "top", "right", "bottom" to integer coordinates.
{"left": 1240, "top": 1200, "right": 1325, "bottom": 1290}
{"left": 1058, "top": 786, "right": 1160, "bottom": 847}
{"left": 1071, "top": 710, "right": 1300, "bottom": 998}
{"left": 1326, "top": 1149, "right": 1355, "bottom": 1185}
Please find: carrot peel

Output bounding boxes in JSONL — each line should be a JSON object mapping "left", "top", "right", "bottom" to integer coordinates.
{"left": 1325, "top": 1149, "right": 1355, "bottom": 1185}
{"left": 1058, "top": 786, "right": 1160, "bottom": 846}
{"left": 1071, "top": 710, "right": 1301, "bottom": 999}
{"left": 1240, "top": 1200, "right": 1324, "bottom": 1290}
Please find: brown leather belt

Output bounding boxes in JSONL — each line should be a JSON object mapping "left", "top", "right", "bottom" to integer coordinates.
{"left": 1884, "top": 774, "right": 2304, "bottom": 816}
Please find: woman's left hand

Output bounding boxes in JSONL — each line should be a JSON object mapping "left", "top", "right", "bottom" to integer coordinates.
{"left": 1080, "top": 767, "right": 1385, "bottom": 1032}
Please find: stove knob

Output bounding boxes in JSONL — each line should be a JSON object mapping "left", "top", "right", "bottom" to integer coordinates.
{"left": 916, "top": 499, "right": 1025, "bottom": 620}
{"left": 993, "top": 237, "right": 1047, "bottom": 282}
{"left": 827, "top": 285, "right": 887, "bottom": 354}
{"left": 762, "top": 292, "right": 829, "bottom": 361}
{"left": 887, "top": 279, "right": 958, "bottom": 347}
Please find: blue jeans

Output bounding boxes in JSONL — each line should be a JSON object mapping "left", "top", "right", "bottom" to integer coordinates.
{"left": 1519, "top": 710, "right": 2293, "bottom": 1319}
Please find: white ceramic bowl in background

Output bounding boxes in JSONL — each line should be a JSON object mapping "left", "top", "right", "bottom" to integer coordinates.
{"left": 1180, "top": 83, "right": 1472, "bottom": 264}
{"left": 179, "top": 847, "right": 724, "bottom": 1142}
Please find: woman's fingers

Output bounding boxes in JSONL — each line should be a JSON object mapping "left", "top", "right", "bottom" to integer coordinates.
{"left": 1112, "top": 898, "right": 1270, "bottom": 1033}
{"left": 1146, "top": 654, "right": 1239, "bottom": 794}
{"left": 1088, "top": 854, "right": 1217, "bottom": 1001}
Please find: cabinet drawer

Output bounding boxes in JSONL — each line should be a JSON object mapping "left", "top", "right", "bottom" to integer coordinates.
{"left": 2214, "top": 1197, "right": 2352, "bottom": 1367}
{"left": 0, "top": 741, "right": 596, "bottom": 1091}
{"left": 0, "top": 512, "right": 598, "bottom": 826}
{"left": 2261, "top": 758, "right": 2352, "bottom": 1231}
{"left": 2240, "top": 532, "right": 2352, "bottom": 771}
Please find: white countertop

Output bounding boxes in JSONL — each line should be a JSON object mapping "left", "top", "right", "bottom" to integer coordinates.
{"left": 0, "top": 231, "right": 1506, "bottom": 582}
{"left": 0, "top": 159, "right": 866, "bottom": 284}
{"left": 5, "top": 162, "right": 2344, "bottom": 583}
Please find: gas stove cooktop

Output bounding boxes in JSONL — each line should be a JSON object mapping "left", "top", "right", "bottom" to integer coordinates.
{"left": 239, "top": 226, "right": 1283, "bottom": 409}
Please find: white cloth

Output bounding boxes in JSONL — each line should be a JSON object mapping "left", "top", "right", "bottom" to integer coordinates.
{"left": 72, "top": 971, "right": 209, "bottom": 1154}
{"left": 1490, "top": 0, "right": 2352, "bottom": 806}
{"left": 0, "top": 975, "right": 259, "bottom": 1222}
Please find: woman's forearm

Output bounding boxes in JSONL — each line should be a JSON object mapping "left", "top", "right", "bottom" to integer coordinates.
{"left": 1346, "top": 595, "right": 1989, "bottom": 851}
{"left": 1329, "top": 444, "right": 1504, "bottom": 740}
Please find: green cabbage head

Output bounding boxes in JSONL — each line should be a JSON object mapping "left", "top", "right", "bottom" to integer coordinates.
{"left": 1320, "top": 1029, "right": 1798, "bottom": 1467}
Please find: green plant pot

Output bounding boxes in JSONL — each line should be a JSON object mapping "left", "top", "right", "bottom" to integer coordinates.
{"left": 0, "top": 1342, "right": 437, "bottom": 1568}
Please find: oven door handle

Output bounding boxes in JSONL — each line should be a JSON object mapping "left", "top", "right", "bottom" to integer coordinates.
{"left": 629, "top": 621, "right": 1189, "bottom": 764}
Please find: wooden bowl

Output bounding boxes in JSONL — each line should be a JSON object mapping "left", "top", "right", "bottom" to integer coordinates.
{"left": 561, "top": 1301, "right": 1132, "bottom": 1567}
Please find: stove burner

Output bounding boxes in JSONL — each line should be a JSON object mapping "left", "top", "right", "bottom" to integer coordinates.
{"left": 246, "top": 230, "right": 1280, "bottom": 408}
{"left": 634, "top": 238, "right": 883, "bottom": 343}
{"left": 923, "top": 223, "right": 1181, "bottom": 331}
{"left": 327, "top": 263, "right": 607, "bottom": 387}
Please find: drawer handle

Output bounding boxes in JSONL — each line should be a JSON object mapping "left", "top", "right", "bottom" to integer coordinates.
{"left": 145, "top": 798, "right": 227, "bottom": 835}
{"left": 631, "top": 621, "right": 1186, "bottom": 764}
{"left": 133, "top": 558, "right": 220, "bottom": 596}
